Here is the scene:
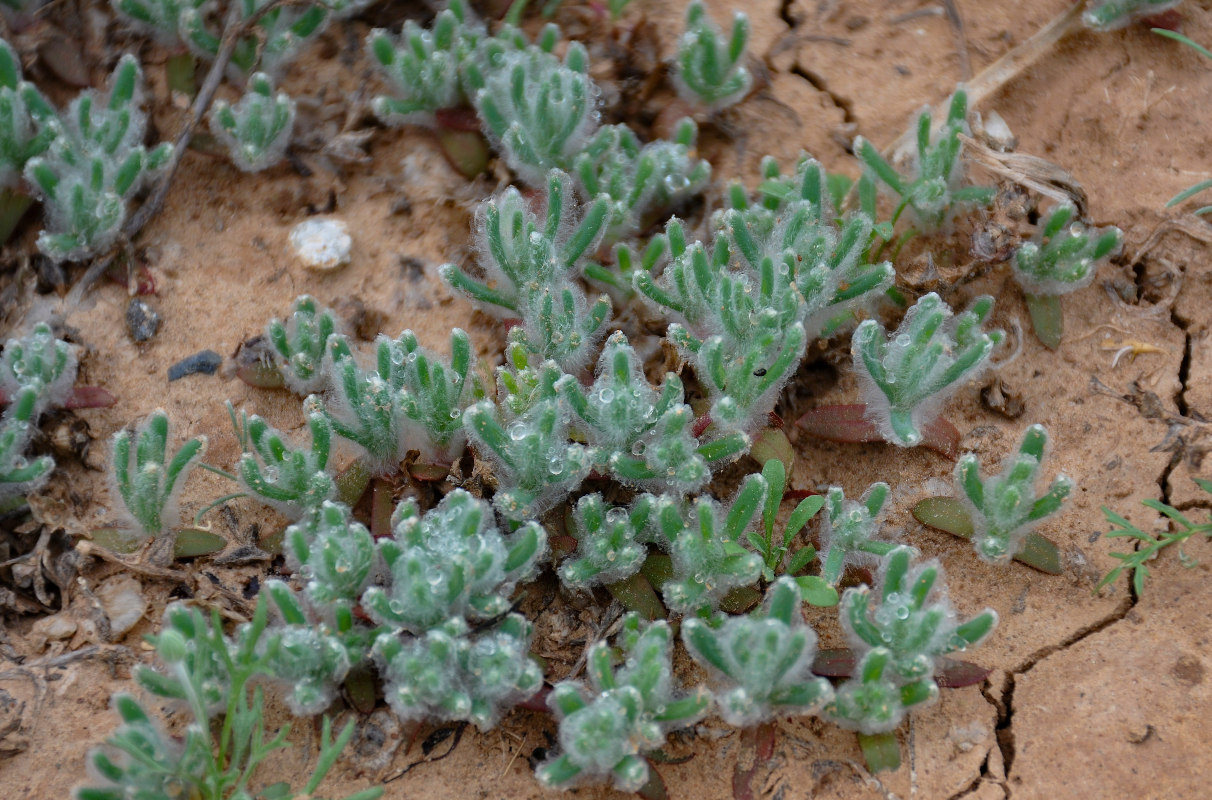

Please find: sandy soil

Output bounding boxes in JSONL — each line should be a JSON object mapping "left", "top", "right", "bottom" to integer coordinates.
{"left": 3, "top": 1, "right": 1212, "bottom": 799}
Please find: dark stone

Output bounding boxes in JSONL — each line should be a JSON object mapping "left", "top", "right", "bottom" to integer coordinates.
{"left": 125, "top": 298, "right": 161, "bottom": 342}
{"left": 168, "top": 349, "right": 222, "bottom": 381}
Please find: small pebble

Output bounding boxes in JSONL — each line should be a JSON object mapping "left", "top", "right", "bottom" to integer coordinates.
{"left": 168, "top": 349, "right": 222, "bottom": 381}
{"left": 126, "top": 298, "right": 161, "bottom": 342}
{"left": 96, "top": 575, "right": 147, "bottom": 638}
{"left": 290, "top": 217, "right": 351, "bottom": 272}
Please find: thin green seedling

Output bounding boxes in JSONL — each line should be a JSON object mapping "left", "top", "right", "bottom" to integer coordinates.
{"left": 78, "top": 597, "right": 383, "bottom": 800}
{"left": 1155, "top": 29, "right": 1212, "bottom": 215}
{"left": 745, "top": 459, "right": 832, "bottom": 602}
{"left": 1083, "top": 0, "right": 1183, "bottom": 31}
{"left": 1097, "top": 479, "right": 1212, "bottom": 595}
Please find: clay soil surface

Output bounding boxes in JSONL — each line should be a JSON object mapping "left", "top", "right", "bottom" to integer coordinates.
{"left": 3, "top": 1, "right": 1212, "bottom": 799}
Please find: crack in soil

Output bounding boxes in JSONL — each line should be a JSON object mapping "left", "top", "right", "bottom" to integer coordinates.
{"left": 991, "top": 259, "right": 1197, "bottom": 797}
{"left": 945, "top": 751, "right": 998, "bottom": 800}
{"left": 789, "top": 64, "right": 857, "bottom": 126}
{"left": 778, "top": 0, "right": 797, "bottom": 29}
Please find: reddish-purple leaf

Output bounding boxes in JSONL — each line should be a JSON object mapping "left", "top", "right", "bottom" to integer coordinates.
{"left": 515, "top": 684, "right": 552, "bottom": 713}
{"left": 732, "top": 721, "right": 777, "bottom": 800}
{"left": 63, "top": 385, "right": 117, "bottom": 409}
{"left": 811, "top": 648, "right": 858, "bottom": 678}
{"left": 796, "top": 404, "right": 959, "bottom": 459}
{"left": 0, "top": 385, "right": 117, "bottom": 410}
{"left": 813, "top": 647, "right": 990, "bottom": 687}
{"left": 434, "top": 106, "right": 482, "bottom": 132}
{"left": 936, "top": 658, "right": 992, "bottom": 688}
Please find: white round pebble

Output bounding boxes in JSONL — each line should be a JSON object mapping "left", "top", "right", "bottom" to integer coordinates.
{"left": 290, "top": 218, "right": 352, "bottom": 272}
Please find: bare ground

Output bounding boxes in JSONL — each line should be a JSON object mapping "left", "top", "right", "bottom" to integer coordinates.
{"left": 3, "top": 1, "right": 1212, "bottom": 798}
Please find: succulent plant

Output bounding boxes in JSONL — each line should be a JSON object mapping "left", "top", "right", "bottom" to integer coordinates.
{"left": 283, "top": 500, "right": 376, "bottom": 606}
{"left": 110, "top": 0, "right": 206, "bottom": 44}
{"left": 573, "top": 119, "right": 710, "bottom": 241}
{"left": 537, "top": 613, "right": 710, "bottom": 792}
{"left": 463, "top": 394, "right": 596, "bottom": 521}
{"left": 840, "top": 546, "right": 998, "bottom": 684}
{"left": 25, "top": 55, "right": 172, "bottom": 262}
{"left": 374, "top": 614, "right": 543, "bottom": 728}
{"left": 442, "top": 170, "right": 611, "bottom": 371}
{"left": 556, "top": 331, "right": 720, "bottom": 494}
{"left": 824, "top": 646, "right": 938, "bottom": 735}
{"left": 236, "top": 409, "right": 335, "bottom": 520}
{"left": 209, "top": 72, "right": 296, "bottom": 172}
{"left": 955, "top": 424, "right": 1074, "bottom": 565}
{"left": 855, "top": 88, "right": 994, "bottom": 233}
{"left": 673, "top": 0, "right": 752, "bottom": 111}
{"left": 0, "top": 385, "right": 55, "bottom": 502}
{"left": 718, "top": 155, "right": 895, "bottom": 339}
{"left": 635, "top": 217, "right": 807, "bottom": 434}
{"left": 377, "top": 327, "right": 481, "bottom": 464}
{"left": 368, "top": 1, "right": 482, "bottom": 124}
{"left": 682, "top": 577, "right": 833, "bottom": 727}
{"left": 818, "top": 482, "right": 897, "bottom": 586}
{"left": 0, "top": 322, "right": 78, "bottom": 419}
{"left": 181, "top": 0, "right": 332, "bottom": 77}
{"left": 265, "top": 295, "right": 340, "bottom": 396}
{"left": 1011, "top": 203, "right": 1122, "bottom": 296}
{"left": 851, "top": 292, "right": 1003, "bottom": 447}
{"left": 559, "top": 493, "right": 654, "bottom": 589}
{"left": 361, "top": 489, "right": 547, "bottom": 631}
{"left": 474, "top": 41, "right": 597, "bottom": 183}
{"left": 647, "top": 477, "right": 766, "bottom": 615}
{"left": 109, "top": 409, "right": 206, "bottom": 542}
{"left": 0, "top": 38, "right": 59, "bottom": 189}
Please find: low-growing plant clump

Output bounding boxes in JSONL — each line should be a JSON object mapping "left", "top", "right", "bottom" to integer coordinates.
{"left": 0, "top": 0, "right": 1199, "bottom": 797}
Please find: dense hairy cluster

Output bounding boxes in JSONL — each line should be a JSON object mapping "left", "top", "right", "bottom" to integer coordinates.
{"left": 33, "top": 0, "right": 1140, "bottom": 796}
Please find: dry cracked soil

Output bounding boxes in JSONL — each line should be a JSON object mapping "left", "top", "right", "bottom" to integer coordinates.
{"left": 2, "top": 0, "right": 1212, "bottom": 799}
